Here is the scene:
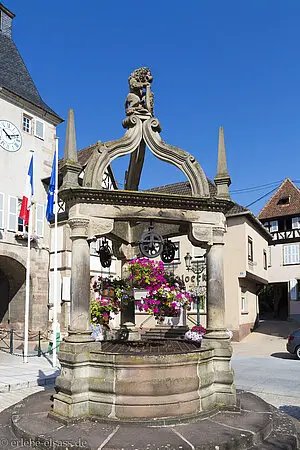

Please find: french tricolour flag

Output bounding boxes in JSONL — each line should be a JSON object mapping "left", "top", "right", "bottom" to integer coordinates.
{"left": 19, "top": 155, "right": 34, "bottom": 226}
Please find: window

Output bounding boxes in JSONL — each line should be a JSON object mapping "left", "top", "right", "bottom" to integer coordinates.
{"left": 34, "top": 119, "right": 45, "bottom": 139}
{"left": 23, "top": 115, "right": 32, "bottom": 134}
{"left": 263, "top": 249, "right": 267, "bottom": 270}
{"left": 172, "top": 241, "right": 180, "bottom": 261}
{"left": 270, "top": 220, "right": 278, "bottom": 232}
{"left": 248, "top": 237, "right": 253, "bottom": 261}
{"left": 90, "top": 240, "right": 99, "bottom": 256}
{"left": 0, "top": 11, "right": 2, "bottom": 31}
{"left": 7, "top": 196, "right": 18, "bottom": 231}
{"left": 241, "top": 294, "right": 247, "bottom": 313}
{"left": 292, "top": 217, "right": 300, "bottom": 230}
{"left": 268, "top": 247, "right": 272, "bottom": 267}
{"left": 36, "top": 204, "right": 44, "bottom": 237}
{"left": 277, "top": 196, "right": 290, "bottom": 206}
{"left": 283, "top": 244, "right": 300, "bottom": 265}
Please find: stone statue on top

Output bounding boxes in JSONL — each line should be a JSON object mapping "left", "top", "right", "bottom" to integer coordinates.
{"left": 125, "top": 67, "right": 154, "bottom": 116}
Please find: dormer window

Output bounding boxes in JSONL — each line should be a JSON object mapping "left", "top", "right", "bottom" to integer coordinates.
{"left": 277, "top": 196, "right": 290, "bottom": 206}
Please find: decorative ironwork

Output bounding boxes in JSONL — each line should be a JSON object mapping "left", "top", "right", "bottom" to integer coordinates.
{"left": 101, "top": 340, "right": 201, "bottom": 355}
{"left": 98, "top": 238, "right": 112, "bottom": 268}
{"left": 161, "top": 240, "right": 176, "bottom": 263}
{"left": 139, "top": 224, "right": 163, "bottom": 258}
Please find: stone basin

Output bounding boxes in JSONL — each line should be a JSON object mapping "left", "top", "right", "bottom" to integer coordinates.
{"left": 52, "top": 338, "right": 236, "bottom": 422}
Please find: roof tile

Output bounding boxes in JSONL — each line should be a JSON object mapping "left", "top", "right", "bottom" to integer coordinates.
{"left": 0, "top": 33, "right": 61, "bottom": 119}
{"left": 258, "top": 178, "right": 300, "bottom": 220}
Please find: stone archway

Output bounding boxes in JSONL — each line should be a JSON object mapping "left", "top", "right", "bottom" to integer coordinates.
{"left": 0, "top": 254, "right": 26, "bottom": 328}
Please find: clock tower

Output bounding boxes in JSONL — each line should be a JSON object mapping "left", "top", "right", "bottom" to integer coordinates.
{"left": 0, "top": 3, "right": 63, "bottom": 332}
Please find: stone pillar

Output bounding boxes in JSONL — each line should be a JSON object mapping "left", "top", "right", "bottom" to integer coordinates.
{"left": 66, "top": 217, "right": 93, "bottom": 342}
{"left": 205, "top": 228, "right": 228, "bottom": 339}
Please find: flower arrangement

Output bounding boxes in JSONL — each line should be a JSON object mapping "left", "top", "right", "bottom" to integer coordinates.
{"left": 185, "top": 325, "right": 206, "bottom": 343}
{"left": 91, "top": 295, "right": 121, "bottom": 324}
{"left": 91, "top": 276, "right": 132, "bottom": 324}
{"left": 126, "top": 258, "right": 192, "bottom": 321}
{"left": 126, "top": 257, "right": 166, "bottom": 289}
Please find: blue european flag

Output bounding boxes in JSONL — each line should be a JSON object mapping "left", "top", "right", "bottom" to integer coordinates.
{"left": 46, "top": 151, "right": 56, "bottom": 222}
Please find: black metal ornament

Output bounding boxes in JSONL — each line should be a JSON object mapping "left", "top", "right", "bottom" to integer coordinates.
{"left": 139, "top": 229, "right": 164, "bottom": 258}
{"left": 98, "top": 239, "right": 112, "bottom": 268}
{"left": 161, "top": 240, "right": 176, "bottom": 263}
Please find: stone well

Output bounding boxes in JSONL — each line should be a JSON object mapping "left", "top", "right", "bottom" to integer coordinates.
{"left": 52, "top": 339, "right": 235, "bottom": 421}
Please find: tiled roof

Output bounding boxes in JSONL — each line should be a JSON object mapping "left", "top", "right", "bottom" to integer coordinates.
{"left": 258, "top": 178, "right": 300, "bottom": 220}
{"left": 147, "top": 179, "right": 217, "bottom": 197}
{"left": 58, "top": 143, "right": 97, "bottom": 171}
{"left": 0, "top": 33, "right": 61, "bottom": 120}
{"left": 148, "top": 181, "right": 271, "bottom": 240}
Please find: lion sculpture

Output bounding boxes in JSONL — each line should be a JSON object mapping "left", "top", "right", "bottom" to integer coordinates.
{"left": 125, "top": 67, "right": 154, "bottom": 116}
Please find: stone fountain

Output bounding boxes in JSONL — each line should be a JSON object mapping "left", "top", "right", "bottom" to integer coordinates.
{"left": 52, "top": 67, "right": 236, "bottom": 421}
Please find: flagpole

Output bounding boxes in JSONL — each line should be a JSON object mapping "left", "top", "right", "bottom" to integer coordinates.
{"left": 52, "top": 138, "right": 59, "bottom": 367}
{"left": 24, "top": 150, "right": 34, "bottom": 364}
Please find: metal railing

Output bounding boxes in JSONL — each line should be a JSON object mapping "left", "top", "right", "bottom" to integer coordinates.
{"left": 0, "top": 328, "right": 60, "bottom": 358}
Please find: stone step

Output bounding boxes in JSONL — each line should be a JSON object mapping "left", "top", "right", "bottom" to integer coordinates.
{"left": 142, "top": 326, "right": 188, "bottom": 340}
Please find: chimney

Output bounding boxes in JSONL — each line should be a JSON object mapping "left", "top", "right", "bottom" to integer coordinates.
{"left": 0, "top": 3, "right": 15, "bottom": 38}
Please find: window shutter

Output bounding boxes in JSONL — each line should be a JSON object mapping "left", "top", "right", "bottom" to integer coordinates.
{"left": 36, "top": 204, "right": 44, "bottom": 237}
{"left": 35, "top": 119, "right": 45, "bottom": 139}
{"left": 292, "top": 217, "right": 300, "bottom": 229}
{"left": 268, "top": 247, "right": 272, "bottom": 267}
{"left": 0, "top": 192, "right": 4, "bottom": 229}
{"left": 8, "top": 196, "right": 18, "bottom": 231}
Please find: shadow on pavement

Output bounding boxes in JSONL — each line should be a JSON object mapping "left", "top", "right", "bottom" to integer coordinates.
{"left": 252, "top": 319, "right": 299, "bottom": 339}
{"left": 37, "top": 368, "right": 59, "bottom": 387}
{"left": 271, "top": 352, "right": 297, "bottom": 360}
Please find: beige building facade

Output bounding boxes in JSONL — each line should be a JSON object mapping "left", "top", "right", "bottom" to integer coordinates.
{"left": 0, "top": 4, "right": 62, "bottom": 331}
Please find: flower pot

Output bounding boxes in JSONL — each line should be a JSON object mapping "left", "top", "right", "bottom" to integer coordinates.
{"left": 102, "top": 288, "right": 115, "bottom": 298}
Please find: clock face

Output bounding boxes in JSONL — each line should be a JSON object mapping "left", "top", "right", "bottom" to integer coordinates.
{"left": 0, "top": 120, "right": 22, "bottom": 152}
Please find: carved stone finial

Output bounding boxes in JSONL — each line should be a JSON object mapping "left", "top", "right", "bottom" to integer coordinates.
{"left": 214, "top": 127, "right": 231, "bottom": 198}
{"left": 61, "top": 108, "right": 81, "bottom": 189}
{"left": 125, "top": 67, "right": 154, "bottom": 117}
{"left": 64, "top": 108, "right": 78, "bottom": 162}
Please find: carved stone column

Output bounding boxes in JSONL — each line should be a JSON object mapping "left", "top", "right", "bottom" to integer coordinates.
{"left": 67, "top": 217, "right": 93, "bottom": 342}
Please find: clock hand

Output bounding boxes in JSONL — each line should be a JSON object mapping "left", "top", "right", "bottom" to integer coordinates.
{"left": 2, "top": 128, "right": 12, "bottom": 139}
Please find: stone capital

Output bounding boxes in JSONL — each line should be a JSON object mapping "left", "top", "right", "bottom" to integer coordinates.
{"left": 188, "top": 223, "right": 213, "bottom": 248}
{"left": 88, "top": 217, "right": 114, "bottom": 240}
{"left": 68, "top": 217, "right": 90, "bottom": 239}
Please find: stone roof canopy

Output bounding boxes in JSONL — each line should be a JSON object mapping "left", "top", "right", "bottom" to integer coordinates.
{"left": 258, "top": 178, "right": 300, "bottom": 220}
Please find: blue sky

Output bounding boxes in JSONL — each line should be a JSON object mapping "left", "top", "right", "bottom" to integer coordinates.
{"left": 5, "top": 0, "right": 300, "bottom": 214}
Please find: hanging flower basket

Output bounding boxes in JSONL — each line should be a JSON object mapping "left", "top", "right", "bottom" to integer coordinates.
{"left": 91, "top": 276, "right": 132, "bottom": 326}
{"left": 126, "top": 258, "right": 192, "bottom": 321}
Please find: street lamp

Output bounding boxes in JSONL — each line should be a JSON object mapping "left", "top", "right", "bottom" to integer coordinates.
{"left": 184, "top": 252, "right": 206, "bottom": 326}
